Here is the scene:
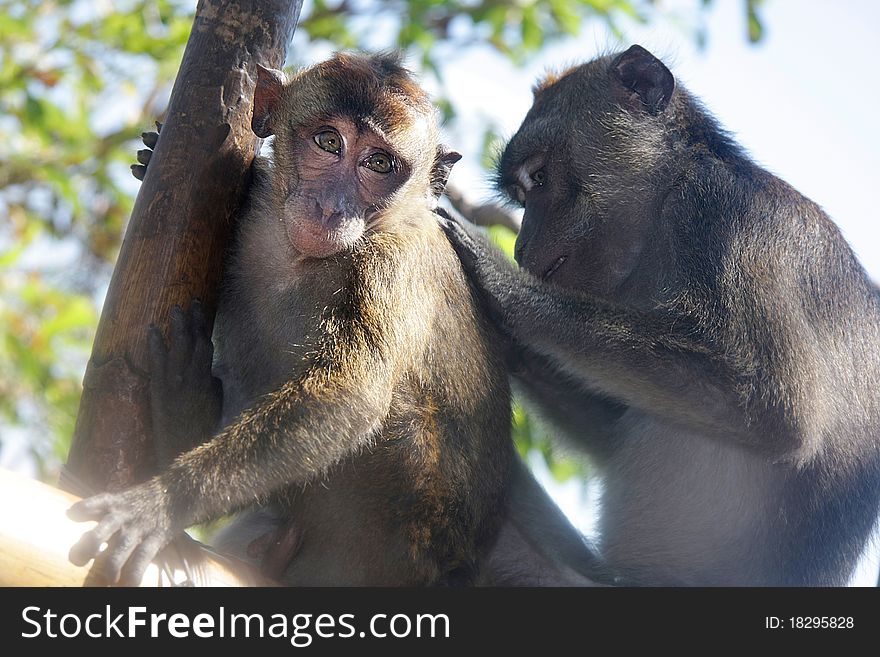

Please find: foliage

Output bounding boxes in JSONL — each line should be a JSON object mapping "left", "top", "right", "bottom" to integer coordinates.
{"left": 1, "top": 0, "right": 191, "bottom": 476}
{"left": 0, "top": 0, "right": 764, "bottom": 481}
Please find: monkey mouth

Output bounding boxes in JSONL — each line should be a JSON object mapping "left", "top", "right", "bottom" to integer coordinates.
{"left": 287, "top": 220, "right": 359, "bottom": 258}
{"left": 542, "top": 255, "right": 567, "bottom": 280}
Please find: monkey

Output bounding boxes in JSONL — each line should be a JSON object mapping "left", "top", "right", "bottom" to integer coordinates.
{"left": 67, "top": 52, "right": 518, "bottom": 586}
{"left": 440, "top": 44, "right": 880, "bottom": 586}
{"left": 70, "top": 51, "right": 606, "bottom": 587}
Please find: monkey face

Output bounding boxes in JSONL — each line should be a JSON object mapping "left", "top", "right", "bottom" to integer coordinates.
{"left": 275, "top": 117, "right": 411, "bottom": 258}
{"left": 250, "top": 55, "right": 439, "bottom": 260}
{"left": 496, "top": 45, "right": 677, "bottom": 294}
{"left": 498, "top": 137, "right": 594, "bottom": 288}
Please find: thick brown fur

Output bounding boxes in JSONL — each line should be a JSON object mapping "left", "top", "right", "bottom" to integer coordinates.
{"left": 69, "top": 52, "right": 514, "bottom": 586}
{"left": 211, "top": 166, "right": 513, "bottom": 584}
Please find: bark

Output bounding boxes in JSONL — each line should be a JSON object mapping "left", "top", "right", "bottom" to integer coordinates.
{"left": 65, "top": 0, "right": 303, "bottom": 495}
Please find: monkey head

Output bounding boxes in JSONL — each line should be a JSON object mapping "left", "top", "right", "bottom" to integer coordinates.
{"left": 251, "top": 52, "right": 450, "bottom": 259}
{"left": 497, "top": 45, "right": 682, "bottom": 293}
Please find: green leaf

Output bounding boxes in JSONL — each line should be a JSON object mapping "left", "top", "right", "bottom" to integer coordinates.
{"left": 747, "top": 0, "right": 765, "bottom": 43}
{"left": 488, "top": 225, "right": 517, "bottom": 261}
{"left": 434, "top": 96, "right": 455, "bottom": 123}
{"left": 0, "top": 17, "right": 31, "bottom": 42}
{"left": 549, "top": 0, "right": 582, "bottom": 35}
{"left": 480, "top": 127, "right": 504, "bottom": 171}
{"left": 521, "top": 4, "right": 543, "bottom": 52}
{"left": 40, "top": 297, "right": 97, "bottom": 339}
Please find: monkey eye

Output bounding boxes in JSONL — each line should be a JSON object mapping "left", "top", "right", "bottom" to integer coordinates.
{"left": 364, "top": 152, "right": 393, "bottom": 174}
{"left": 315, "top": 130, "right": 342, "bottom": 155}
{"left": 530, "top": 168, "right": 546, "bottom": 187}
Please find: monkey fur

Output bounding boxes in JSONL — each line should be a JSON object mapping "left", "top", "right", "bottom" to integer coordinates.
{"left": 70, "top": 53, "right": 523, "bottom": 586}
{"left": 442, "top": 45, "right": 880, "bottom": 586}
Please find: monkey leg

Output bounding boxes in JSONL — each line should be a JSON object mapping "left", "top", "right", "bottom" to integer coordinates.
{"left": 147, "top": 300, "right": 222, "bottom": 471}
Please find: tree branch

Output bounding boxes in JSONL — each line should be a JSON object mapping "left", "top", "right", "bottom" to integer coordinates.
{"left": 445, "top": 184, "right": 521, "bottom": 233}
{"left": 64, "top": 0, "right": 303, "bottom": 495}
{"left": 0, "top": 468, "right": 273, "bottom": 586}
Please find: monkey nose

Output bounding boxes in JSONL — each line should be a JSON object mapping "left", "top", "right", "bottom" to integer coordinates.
{"left": 321, "top": 209, "right": 344, "bottom": 227}
{"left": 314, "top": 199, "right": 344, "bottom": 227}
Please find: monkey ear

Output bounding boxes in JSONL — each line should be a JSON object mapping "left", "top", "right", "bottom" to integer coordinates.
{"left": 611, "top": 45, "right": 674, "bottom": 116}
{"left": 430, "top": 145, "right": 463, "bottom": 199}
{"left": 253, "top": 64, "right": 285, "bottom": 138}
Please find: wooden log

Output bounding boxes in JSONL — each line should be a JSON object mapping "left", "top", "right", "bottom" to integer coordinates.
{"left": 0, "top": 468, "right": 273, "bottom": 586}
{"left": 65, "top": 0, "right": 303, "bottom": 495}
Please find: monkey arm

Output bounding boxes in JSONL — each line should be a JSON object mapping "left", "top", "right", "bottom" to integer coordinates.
{"left": 69, "top": 259, "right": 427, "bottom": 585}
{"left": 147, "top": 301, "right": 222, "bottom": 471}
{"left": 166, "top": 360, "right": 396, "bottom": 517}
{"left": 68, "top": 344, "right": 401, "bottom": 585}
{"left": 441, "top": 215, "right": 808, "bottom": 459}
{"left": 511, "top": 347, "right": 627, "bottom": 461}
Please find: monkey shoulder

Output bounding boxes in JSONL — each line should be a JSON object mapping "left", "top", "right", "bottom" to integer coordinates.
{"left": 358, "top": 208, "right": 467, "bottom": 295}
{"left": 356, "top": 209, "right": 508, "bottom": 401}
{"left": 667, "top": 156, "right": 844, "bottom": 289}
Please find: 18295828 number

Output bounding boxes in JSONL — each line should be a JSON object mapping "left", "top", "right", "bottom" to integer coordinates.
{"left": 788, "top": 616, "right": 853, "bottom": 630}
{"left": 790, "top": 617, "right": 853, "bottom": 629}
{"left": 765, "top": 617, "right": 854, "bottom": 629}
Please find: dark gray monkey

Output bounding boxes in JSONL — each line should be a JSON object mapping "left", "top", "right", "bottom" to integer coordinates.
{"left": 74, "top": 52, "right": 602, "bottom": 586}
{"left": 442, "top": 45, "right": 880, "bottom": 586}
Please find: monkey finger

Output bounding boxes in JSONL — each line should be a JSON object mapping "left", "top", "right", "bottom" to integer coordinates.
{"left": 189, "top": 302, "right": 216, "bottom": 371}
{"left": 141, "top": 130, "right": 159, "bottom": 149}
{"left": 190, "top": 298, "right": 204, "bottom": 319}
{"left": 67, "top": 492, "right": 117, "bottom": 521}
{"left": 147, "top": 325, "right": 169, "bottom": 378}
{"left": 169, "top": 304, "right": 194, "bottom": 373}
{"left": 444, "top": 218, "right": 514, "bottom": 279}
{"left": 434, "top": 207, "right": 459, "bottom": 230}
{"left": 68, "top": 514, "right": 124, "bottom": 566}
{"left": 436, "top": 206, "right": 493, "bottom": 243}
{"left": 131, "top": 164, "right": 147, "bottom": 181}
{"left": 439, "top": 220, "right": 480, "bottom": 269}
{"left": 437, "top": 211, "right": 470, "bottom": 242}
{"left": 190, "top": 299, "right": 213, "bottom": 342}
{"left": 120, "top": 535, "right": 167, "bottom": 586}
{"left": 95, "top": 531, "right": 146, "bottom": 585}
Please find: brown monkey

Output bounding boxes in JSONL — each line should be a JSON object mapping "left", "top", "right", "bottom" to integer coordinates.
{"left": 68, "top": 52, "right": 518, "bottom": 586}
{"left": 442, "top": 45, "right": 880, "bottom": 586}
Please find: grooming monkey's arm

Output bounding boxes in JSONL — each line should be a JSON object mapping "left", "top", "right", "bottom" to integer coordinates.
{"left": 441, "top": 216, "right": 804, "bottom": 456}
{"left": 511, "top": 347, "right": 626, "bottom": 460}
{"left": 437, "top": 212, "right": 629, "bottom": 455}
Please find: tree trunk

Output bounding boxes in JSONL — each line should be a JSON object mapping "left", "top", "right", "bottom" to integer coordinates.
{"left": 64, "top": 0, "right": 303, "bottom": 495}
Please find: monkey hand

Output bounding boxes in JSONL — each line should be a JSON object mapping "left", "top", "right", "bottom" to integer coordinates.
{"left": 148, "top": 300, "right": 222, "bottom": 472}
{"left": 437, "top": 209, "right": 523, "bottom": 333}
{"left": 68, "top": 480, "right": 177, "bottom": 586}
{"left": 131, "top": 121, "right": 162, "bottom": 181}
